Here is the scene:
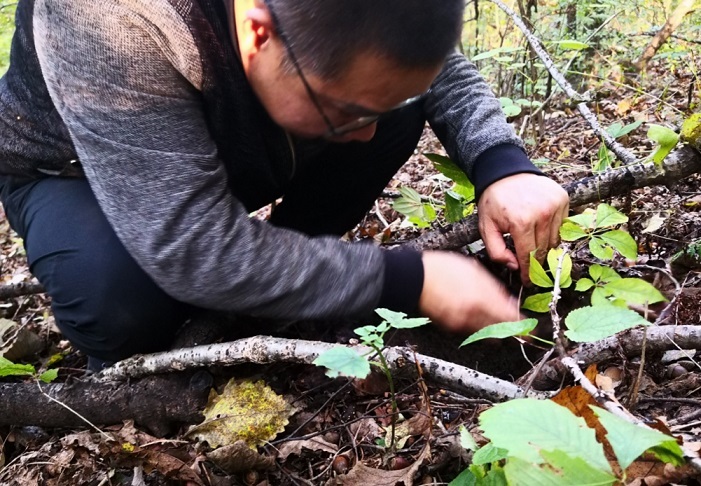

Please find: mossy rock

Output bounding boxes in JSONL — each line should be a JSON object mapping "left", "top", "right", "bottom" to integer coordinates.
{"left": 681, "top": 113, "right": 701, "bottom": 151}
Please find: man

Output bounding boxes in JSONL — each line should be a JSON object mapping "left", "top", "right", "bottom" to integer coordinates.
{"left": 0, "top": 0, "right": 569, "bottom": 369}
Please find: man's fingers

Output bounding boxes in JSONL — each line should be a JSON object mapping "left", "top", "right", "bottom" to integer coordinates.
{"left": 482, "top": 224, "right": 518, "bottom": 270}
{"left": 512, "top": 223, "right": 538, "bottom": 283}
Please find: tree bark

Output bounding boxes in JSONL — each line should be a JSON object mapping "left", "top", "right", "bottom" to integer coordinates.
{"left": 634, "top": 0, "right": 698, "bottom": 71}
{"left": 0, "top": 372, "right": 211, "bottom": 436}
{"left": 402, "top": 145, "right": 701, "bottom": 251}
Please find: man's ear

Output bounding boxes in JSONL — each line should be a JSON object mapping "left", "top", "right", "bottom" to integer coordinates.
{"left": 244, "top": 4, "right": 276, "bottom": 53}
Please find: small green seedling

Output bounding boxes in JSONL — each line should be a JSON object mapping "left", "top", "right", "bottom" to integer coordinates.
{"left": 521, "top": 248, "right": 573, "bottom": 313}
{"left": 392, "top": 186, "right": 437, "bottom": 228}
{"left": 560, "top": 203, "right": 637, "bottom": 261}
{"left": 594, "top": 120, "right": 643, "bottom": 172}
{"left": 425, "top": 153, "right": 476, "bottom": 223}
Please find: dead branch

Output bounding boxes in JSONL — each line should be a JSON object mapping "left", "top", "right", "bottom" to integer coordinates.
{"left": 0, "top": 281, "right": 45, "bottom": 300}
{"left": 525, "top": 324, "right": 701, "bottom": 390}
{"left": 100, "top": 335, "right": 550, "bottom": 402}
{"left": 0, "top": 372, "right": 211, "bottom": 436}
{"left": 402, "top": 145, "right": 701, "bottom": 251}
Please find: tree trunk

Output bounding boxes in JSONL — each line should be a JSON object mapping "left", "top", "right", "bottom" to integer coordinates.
{"left": 634, "top": 0, "right": 698, "bottom": 71}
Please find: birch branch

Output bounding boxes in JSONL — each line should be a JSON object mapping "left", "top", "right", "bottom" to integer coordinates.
{"left": 402, "top": 145, "right": 701, "bottom": 251}
{"left": 0, "top": 281, "right": 45, "bottom": 300}
{"left": 100, "top": 335, "right": 550, "bottom": 401}
{"left": 486, "top": 0, "right": 638, "bottom": 165}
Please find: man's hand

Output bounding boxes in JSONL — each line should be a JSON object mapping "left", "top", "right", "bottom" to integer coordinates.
{"left": 419, "top": 251, "right": 521, "bottom": 333}
{"left": 478, "top": 173, "right": 569, "bottom": 284}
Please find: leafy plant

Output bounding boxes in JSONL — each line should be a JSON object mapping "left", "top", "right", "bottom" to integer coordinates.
{"left": 313, "top": 309, "right": 430, "bottom": 449}
{"left": 560, "top": 203, "right": 638, "bottom": 261}
{"left": 451, "top": 398, "right": 684, "bottom": 486}
{"left": 521, "top": 248, "right": 573, "bottom": 313}
{"left": 0, "top": 356, "right": 58, "bottom": 383}
{"left": 594, "top": 121, "right": 643, "bottom": 172}
{"left": 425, "top": 153, "right": 476, "bottom": 223}
{"left": 392, "top": 186, "right": 437, "bottom": 228}
{"left": 575, "top": 263, "right": 667, "bottom": 307}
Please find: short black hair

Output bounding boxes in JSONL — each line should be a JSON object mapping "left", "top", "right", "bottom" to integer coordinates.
{"left": 266, "top": 0, "right": 466, "bottom": 79}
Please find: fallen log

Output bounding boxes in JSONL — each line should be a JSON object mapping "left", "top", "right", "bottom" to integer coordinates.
{"left": 100, "top": 335, "right": 550, "bottom": 402}
{"left": 523, "top": 324, "right": 701, "bottom": 390}
{"left": 0, "top": 372, "right": 212, "bottom": 436}
{"left": 403, "top": 145, "right": 701, "bottom": 251}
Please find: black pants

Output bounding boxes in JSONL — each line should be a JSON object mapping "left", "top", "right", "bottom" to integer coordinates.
{"left": 0, "top": 106, "right": 425, "bottom": 364}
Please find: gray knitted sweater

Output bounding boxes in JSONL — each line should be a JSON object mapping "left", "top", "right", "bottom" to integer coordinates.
{"left": 0, "top": 0, "right": 538, "bottom": 319}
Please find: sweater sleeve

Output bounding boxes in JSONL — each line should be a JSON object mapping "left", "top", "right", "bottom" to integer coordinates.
{"left": 32, "top": 0, "right": 393, "bottom": 319}
{"left": 423, "top": 52, "right": 543, "bottom": 200}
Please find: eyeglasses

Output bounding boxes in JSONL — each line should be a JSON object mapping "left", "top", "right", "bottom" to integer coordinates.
{"left": 264, "top": 0, "right": 427, "bottom": 137}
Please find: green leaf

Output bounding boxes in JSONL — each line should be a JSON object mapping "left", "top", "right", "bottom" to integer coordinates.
{"left": 566, "top": 211, "right": 596, "bottom": 230}
{"left": 449, "top": 468, "right": 477, "bottom": 486}
{"left": 522, "top": 292, "right": 553, "bottom": 313}
{"left": 425, "top": 153, "right": 474, "bottom": 193}
{"left": 39, "top": 369, "right": 59, "bottom": 383}
{"left": 423, "top": 203, "right": 437, "bottom": 222}
{"left": 598, "top": 230, "right": 638, "bottom": 260}
{"left": 459, "top": 425, "right": 478, "bottom": 451}
{"left": 591, "top": 287, "right": 611, "bottom": 306}
{"left": 451, "top": 183, "right": 476, "bottom": 202}
{"left": 647, "top": 124, "right": 680, "bottom": 166}
{"left": 546, "top": 249, "right": 572, "bottom": 286}
{"left": 504, "top": 452, "right": 617, "bottom": 486}
{"left": 589, "top": 264, "right": 621, "bottom": 283}
{"left": 313, "top": 347, "right": 370, "bottom": 379}
{"left": 0, "top": 357, "right": 35, "bottom": 378}
{"left": 595, "top": 203, "right": 628, "bottom": 229}
{"left": 392, "top": 187, "right": 424, "bottom": 219}
{"left": 607, "top": 120, "right": 643, "bottom": 139}
{"left": 556, "top": 40, "right": 590, "bottom": 50}
{"left": 529, "top": 251, "right": 554, "bottom": 288}
{"left": 594, "top": 144, "right": 613, "bottom": 173}
{"left": 592, "top": 407, "right": 684, "bottom": 470}
{"left": 375, "top": 308, "right": 430, "bottom": 329}
{"left": 480, "top": 398, "right": 611, "bottom": 472}
{"left": 460, "top": 319, "right": 538, "bottom": 346}
{"left": 559, "top": 221, "right": 589, "bottom": 241}
{"left": 472, "top": 443, "right": 510, "bottom": 466}
{"left": 502, "top": 103, "right": 522, "bottom": 117}
{"left": 564, "top": 305, "right": 650, "bottom": 342}
{"left": 603, "top": 278, "right": 667, "bottom": 306}
{"left": 575, "top": 278, "right": 595, "bottom": 292}
{"left": 589, "top": 236, "right": 615, "bottom": 260}
{"left": 445, "top": 192, "right": 466, "bottom": 223}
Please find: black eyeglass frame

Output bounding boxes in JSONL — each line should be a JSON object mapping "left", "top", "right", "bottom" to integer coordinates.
{"left": 263, "top": 0, "right": 428, "bottom": 137}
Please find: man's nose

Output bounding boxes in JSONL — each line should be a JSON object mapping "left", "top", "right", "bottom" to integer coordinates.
{"left": 342, "top": 122, "right": 378, "bottom": 142}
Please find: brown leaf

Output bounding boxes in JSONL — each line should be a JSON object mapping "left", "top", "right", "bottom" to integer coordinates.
{"left": 277, "top": 436, "right": 339, "bottom": 461}
{"left": 334, "top": 446, "right": 430, "bottom": 486}
{"left": 207, "top": 441, "right": 275, "bottom": 474}
{"left": 349, "top": 418, "right": 383, "bottom": 444}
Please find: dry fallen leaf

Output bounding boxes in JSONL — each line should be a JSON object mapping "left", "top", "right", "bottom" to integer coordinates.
{"left": 277, "top": 436, "right": 339, "bottom": 461}
{"left": 207, "top": 440, "right": 276, "bottom": 474}
{"left": 349, "top": 418, "right": 383, "bottom": 444}
{"left": 333, "top": 445, "right": 430, "bottom": 486}
{"left": 187, "top": 379, "right": 297, "bottom": 448}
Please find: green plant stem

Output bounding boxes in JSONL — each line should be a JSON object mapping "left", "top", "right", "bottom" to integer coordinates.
{"left": 372, "top": 344, "right": 398, "bottom": 452}
{"left": 527, "top": 334, "right": 556, "bottom": 346}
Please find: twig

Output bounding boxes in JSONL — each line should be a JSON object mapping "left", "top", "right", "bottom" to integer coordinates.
{"left": 100, "top": 336, "right": 550, "bottom": 401}
{"left": 549, "top": 250, "right": 569, "bottom": 357}
{"left": 35, "top": 379, "right": 111, "bottom": 441}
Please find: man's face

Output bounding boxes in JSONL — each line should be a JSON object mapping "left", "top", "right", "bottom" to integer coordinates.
{"left": 247, "top": 42, "right": 442, "bottom": 142}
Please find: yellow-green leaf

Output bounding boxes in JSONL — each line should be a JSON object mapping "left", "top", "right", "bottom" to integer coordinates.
{"left": 522, "top": 292, "right": 552, "bottom": 313}
{"left": 187, "top": 379, "right": 297, "bottom": 448}
{"left": 647, "top": 124, "right": 679, "bottom": 166}
{"left": 529, "top": 251, "right": 553, "bottom": 288}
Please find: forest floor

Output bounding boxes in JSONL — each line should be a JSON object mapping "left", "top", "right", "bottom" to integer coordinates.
{"left": 0, "top": 59, "right": 700, "bottom": 485}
